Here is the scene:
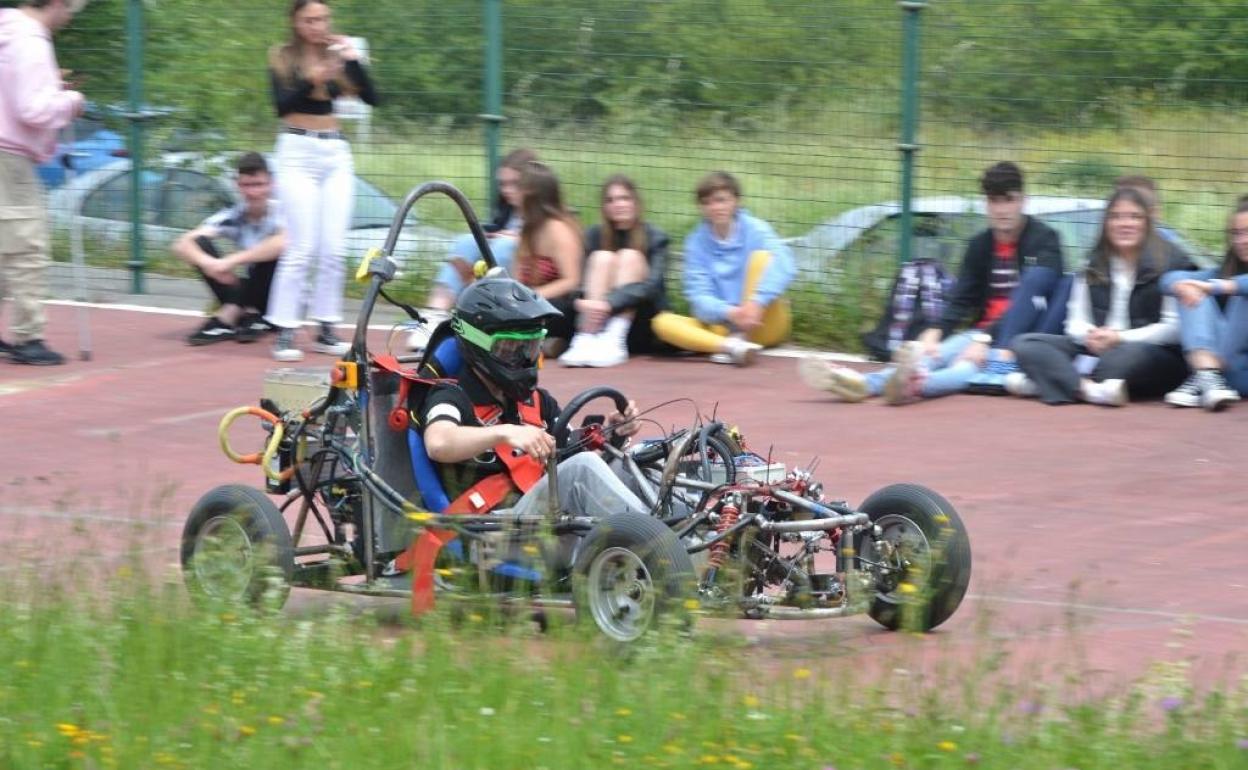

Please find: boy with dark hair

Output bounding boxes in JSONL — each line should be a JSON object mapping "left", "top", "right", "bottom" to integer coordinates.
{"left": 802, "top": 161, "right": 1066, "bottom": 404}
{"left": 172, "top": 152, "right": 285, "bottom": 345}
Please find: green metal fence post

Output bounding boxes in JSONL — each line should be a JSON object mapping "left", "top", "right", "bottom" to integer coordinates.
{"left": 481, "top": 0, "right": 504, "bottom": 204}
{"left": 125, "top": 0, "right": 145, "bottom": 294}
{"left": 897, "top": 0, "right": 926, "bottom": 266}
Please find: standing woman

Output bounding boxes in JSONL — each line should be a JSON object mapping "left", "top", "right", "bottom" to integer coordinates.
{"left": 266, "top": 0, "right": 378, "bottom": 362}
{"left": 513, "top": 161, "right": 583, "bottom": 355}
{"left": 559, "top": 174, "right": 670, "bottom": 367}
{"left": 1009, "top": 187, "right": 1191, "bottom": 406}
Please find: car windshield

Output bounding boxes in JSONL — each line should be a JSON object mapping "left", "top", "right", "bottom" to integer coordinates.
{"left": 352, "top": 177, "right": 399, "bottom": 230}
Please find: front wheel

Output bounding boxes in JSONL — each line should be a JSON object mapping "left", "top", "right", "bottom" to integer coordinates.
{"left": 854, "top": 483, "right": 971, "bottom": 631}
{"left": 573, "top": 513, "right": 697, "bottom": 642}
{"left": 181, "top": 484, "right": 294, "bottom": 610}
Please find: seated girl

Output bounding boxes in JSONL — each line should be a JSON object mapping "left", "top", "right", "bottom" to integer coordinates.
{"left": 651, "top": 171, "right": 796, "bottom": 366}
{"left": 512, "top": 161, "right": 583, "bottom": 355}
{"left": 559, "top": 174, "right": 671, "bottom": 368}
{"left": 1157, "top": 196, "right": 1248, "bottom": 411}
{"left": 422, "top": 148, "right": 536, "bottom": 311}
{"left": 1009, "top": 187, "right": 1192, "bottom": 406}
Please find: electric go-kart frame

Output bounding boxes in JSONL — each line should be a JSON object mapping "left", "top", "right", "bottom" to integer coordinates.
{"left": 181, "top": 182, "right": 972, "bottom": 642}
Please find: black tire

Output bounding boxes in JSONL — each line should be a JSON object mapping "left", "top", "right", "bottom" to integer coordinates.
{"left": 573, "top": 513, "right": 697, "bottom": 642}
{"left": 854, "top": 483, "right": 971, "bottom": 632}
{"left": 181, "top": 484, "right": 294, "bottom": 610}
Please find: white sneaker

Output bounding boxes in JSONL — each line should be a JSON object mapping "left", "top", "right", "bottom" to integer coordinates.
{"left": 1003, "top": 371, "right": 1039, "bottom": 398}
{"left": 584, "top": 334, "right": 629, "bottom": 368}
{"left": 1197, "top": 370, "right": 1240, "bottom": 412}
{"left": 1082, "top": 378, "right": 1128, "bottom": 407}
{"left": 558, "top": 332, "right": 596, "bottom": 367}
{"left": 272, "top": 330, "right": 304, "bottom": 362}
{"left": 882, "top": 341, "right": 925, "bottom": 406}
{"left": 1164, "top": 374, "right": 1202, "bottom": 408}
{"left": 712, "top": 336, "right": 761, "bottom": 366}
{"left": 797, "top": 357, "right": 868, "bottom": 402}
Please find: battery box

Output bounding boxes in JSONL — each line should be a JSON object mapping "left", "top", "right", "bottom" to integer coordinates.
{"left": 262, "top": 367, "right": 332, "bottom": 414}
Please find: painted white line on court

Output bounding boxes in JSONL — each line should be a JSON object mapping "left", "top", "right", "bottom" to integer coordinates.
{"left": 969, "top": 592, "right": 1248, "bottom": 626}
{"left": 0, "top": 505, "right": 182, "bottom": 528}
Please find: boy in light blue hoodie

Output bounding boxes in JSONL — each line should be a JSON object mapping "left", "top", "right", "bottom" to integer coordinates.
{"left": 652, "top": 171, "right": 796, "bottom": 365}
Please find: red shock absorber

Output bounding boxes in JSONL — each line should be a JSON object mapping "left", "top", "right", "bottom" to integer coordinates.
{"left": 706, "top": 497, "right": 741, "bottom": 570}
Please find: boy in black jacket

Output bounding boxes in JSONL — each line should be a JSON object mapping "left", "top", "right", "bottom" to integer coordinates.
{"left": 802, "top": 162, "right": 1066, "bottom": 404}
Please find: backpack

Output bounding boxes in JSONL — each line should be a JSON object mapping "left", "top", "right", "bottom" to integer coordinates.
{"left": 860, "top": 258, "right": 953, "bottom": 362}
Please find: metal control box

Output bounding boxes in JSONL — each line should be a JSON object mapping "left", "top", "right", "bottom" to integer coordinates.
{"left": 262, "top": 367, "right": 332, "bottom": 414}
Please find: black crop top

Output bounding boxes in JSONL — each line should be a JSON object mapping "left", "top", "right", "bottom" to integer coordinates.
{"left": 270, "top": 59, "right": 379, "bottom": 117}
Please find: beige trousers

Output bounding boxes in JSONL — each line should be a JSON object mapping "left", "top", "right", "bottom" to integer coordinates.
{"left": 0, "top": 151, "right": 49, "bottom": 343}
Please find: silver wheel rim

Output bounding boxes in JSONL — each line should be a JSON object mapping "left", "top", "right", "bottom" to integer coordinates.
{"left": 586, "top": 547, "right": 656, "bottom": 642}
{"left": 192, "top": 514, "right": 255, "bottom": 600}
{"left": 863, "top": 513, "right": 932, "bottom": 604}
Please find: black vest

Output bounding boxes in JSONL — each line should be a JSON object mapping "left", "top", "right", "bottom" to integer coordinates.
{"left": 1086, "top": 243, "right": 1181, "bottom": 329}
{"left": 1088, "top": 275, "right": 1163, "bottom": 329}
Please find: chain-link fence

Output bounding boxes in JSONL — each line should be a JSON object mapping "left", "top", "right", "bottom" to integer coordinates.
{"left": 37, "top": 0, "right": 1248, "bottom": 350}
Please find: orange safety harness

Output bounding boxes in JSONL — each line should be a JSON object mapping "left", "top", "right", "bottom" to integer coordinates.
{"left": 400, "top": 392, "right": 548, "bottom": 614}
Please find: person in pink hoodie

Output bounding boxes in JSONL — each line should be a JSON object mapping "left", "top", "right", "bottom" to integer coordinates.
{"left": 0, "top": 0, "right": 85, "bottom": 365}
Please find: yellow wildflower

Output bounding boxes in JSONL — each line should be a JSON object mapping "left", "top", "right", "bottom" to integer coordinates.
{"left": 618, "top": 735, "right": 634, "bottom": 744}
{"left": 792, "top": 668, "right": 812, "bottom": 680}
{"left": 937, "top": 740, "right": 957, "bottom": 752}
{"left": 615, "top": 708, "right": 632, "bottom": 716}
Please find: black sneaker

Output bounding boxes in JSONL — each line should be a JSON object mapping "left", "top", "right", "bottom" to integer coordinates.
{"left": 1197, "top": 369, "right": 1241, "bottom": 412}
{"left": 187, "top": 317, "right": 236, "bottom": 346}
{"left": 1164, "top": 373, "right": 1201, "bottom": 408}
{"left": 10, "top": 339, "right": 65, "bottom": 366}
{"left": 234, "top": 313, "right": 273, "bottom": 344}
{"left": 312, "top": 323, "right": 351, "bottom": 356}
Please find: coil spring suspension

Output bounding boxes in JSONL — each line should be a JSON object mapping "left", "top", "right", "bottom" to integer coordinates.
{"left": 706, "top": 498, "right": 741, "bottom": 570}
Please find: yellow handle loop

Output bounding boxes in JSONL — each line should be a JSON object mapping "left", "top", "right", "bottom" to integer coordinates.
{"left": 218, "top": 406, "right": 291, "bottom": 482}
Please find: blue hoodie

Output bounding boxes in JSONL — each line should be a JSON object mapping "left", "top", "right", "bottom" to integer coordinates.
{"left": 682, "top": 209, "right": 796, "bottom": 324}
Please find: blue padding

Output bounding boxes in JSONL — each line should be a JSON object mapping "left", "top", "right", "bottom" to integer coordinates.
{"left": 431, "top": 336, "right": 462, "bottom": 377}
{"left": 408, "top": 428, "right": 450, "bottom": 513}
{"left": 491, "top": 562, "right": 543, "bottom": 582}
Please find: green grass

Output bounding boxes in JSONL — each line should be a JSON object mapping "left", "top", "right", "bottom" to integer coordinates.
{"left": 1, "top": 568, "right": 1246, "bottom": 770}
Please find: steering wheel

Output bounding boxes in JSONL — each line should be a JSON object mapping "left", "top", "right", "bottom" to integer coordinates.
{"left": 552, "top": 386, "right": 631, "bottom": 456}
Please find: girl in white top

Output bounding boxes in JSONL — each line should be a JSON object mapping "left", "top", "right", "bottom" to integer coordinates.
{"left": 1009, "top": 187, "right": 1191, "bottom": 406}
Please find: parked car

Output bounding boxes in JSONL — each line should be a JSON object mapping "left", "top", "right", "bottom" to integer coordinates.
{"left": 35, "top": 115, "right": 126, "bottom": 189}
{"left": 47, "top": 156, "right": 454, "bottom": 270}
{"left": 789, "top": 195, "right": 1213, "bottom": 280}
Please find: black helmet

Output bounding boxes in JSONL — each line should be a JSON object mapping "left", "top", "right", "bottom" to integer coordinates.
{"left": 452, "top": 276, "right": 562, "bottom": 400}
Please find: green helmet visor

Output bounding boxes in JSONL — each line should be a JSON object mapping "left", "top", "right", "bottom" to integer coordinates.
{"left": 456, "top": 318, "right": 547, "bottom": 367}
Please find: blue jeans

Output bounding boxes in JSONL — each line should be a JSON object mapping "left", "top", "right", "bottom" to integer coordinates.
{"left": 1177, "top": 294, "right": 1248, "bottom": 395}
{"left": 993, "top": 267, "right": 1072, "bottom": 346}
{"left": 865, "top": 330, "right": 979, "bottom": 398}
{"left": 433, "top": 233, "right": 518, "bottom": 296}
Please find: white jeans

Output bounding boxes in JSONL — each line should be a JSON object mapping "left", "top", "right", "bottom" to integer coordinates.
{"left": 266, "top": 132, "right": 354, "bottom": 329}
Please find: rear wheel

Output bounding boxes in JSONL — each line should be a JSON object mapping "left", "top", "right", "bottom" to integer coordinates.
{"left": 573, "top": 513, "right": 697, "bottom": 642}
{"left": 855, "top": 483, "right": 971, "bottom": 631}
{"left": 181, "top": 485, "right": 294, "bottom": 609}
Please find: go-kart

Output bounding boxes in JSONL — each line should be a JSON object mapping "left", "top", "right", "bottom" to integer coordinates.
{"left": 180, "top": 182, "right": 972, "bottom": 642}
{"left": 554, "top": 390, "right": 972, "bottom": 631}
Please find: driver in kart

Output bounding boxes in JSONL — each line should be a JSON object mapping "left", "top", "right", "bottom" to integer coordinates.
{"left": 419, "top": 274, "right": 648, "bottom": 518}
